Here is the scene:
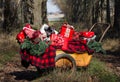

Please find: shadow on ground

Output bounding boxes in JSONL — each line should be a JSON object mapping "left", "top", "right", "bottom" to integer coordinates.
{"left": 9, "top": 70, "right": 40, "bottom": 81}
{"left": 9, "top": 68, "right": 53, "bottom": 81}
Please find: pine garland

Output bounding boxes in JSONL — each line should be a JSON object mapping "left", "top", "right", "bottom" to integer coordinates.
{"left": 20, "top": 39, "right": 32, "bottom": 50}
{"left": 87, "top": 41, "right": 106, "bottom": 54}
{"left": 20, "top": 38, "right": 49, "bottom": 56}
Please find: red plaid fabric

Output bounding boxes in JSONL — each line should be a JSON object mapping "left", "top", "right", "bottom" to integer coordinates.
{"left": 62, "top": 40, "right": 94, "bottom": 54}
{"left": 72, "top": 32, "right": 80, "bottom": 40}
{"left": 50, "top": 33, "right": 93, "bottom": 54}
{"left": 20, "top": 45, "right": 56, "bottom": 69}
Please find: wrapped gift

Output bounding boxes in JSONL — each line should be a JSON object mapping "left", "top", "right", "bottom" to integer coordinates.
{"left": 80, "top": 32, "right": 95, "bottom": 38}
{"left": 23, "top": 27, "right": 36, "bottom": 39}
{"left": 50, "top": 34, "right": 64, "bottom": 46}
{"left": 16, "top": 30, "right": 25, "bottom": 43}
{"left": 23, "top": 25, "right": 41, "bottom": 43}
{"left": 59, "top": 23, "right": 74, "bottom": 40}
{"left": 50, "top": 34, "right": 68, "bottom": 50}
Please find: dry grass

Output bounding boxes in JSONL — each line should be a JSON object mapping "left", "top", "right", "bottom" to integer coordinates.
{"left": 102, "top": 39, "right": 120, "bottom": 51}
{"left": 0, "top": 32, "right": 18, "bottom": 50}
{"left": 0, "top": 31, "right": 19, "bottom": 64}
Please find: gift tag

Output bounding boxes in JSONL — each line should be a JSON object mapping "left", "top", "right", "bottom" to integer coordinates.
{"left": 64, "top": 27, "right": 70, "bottom": 37}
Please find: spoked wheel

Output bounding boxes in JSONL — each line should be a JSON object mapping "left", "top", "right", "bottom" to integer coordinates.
{"left": 55, "top": 54, "right": 77, "bottom": 74}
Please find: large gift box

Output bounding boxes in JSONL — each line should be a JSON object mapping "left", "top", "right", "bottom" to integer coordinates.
{"left": 59, "top": 23, "right": 74, "bottom": 40}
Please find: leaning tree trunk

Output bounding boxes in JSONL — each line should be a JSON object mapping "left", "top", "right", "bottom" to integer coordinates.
{"left": 113, "top": 0, "right": 120, "bottom": 38}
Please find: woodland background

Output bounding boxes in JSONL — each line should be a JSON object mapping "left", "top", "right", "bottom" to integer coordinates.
{"left": 0, "top": 0, "right": 120, "bottom": 38}
{"left": 0, "top": 0, "right": 120, "bottom": 82}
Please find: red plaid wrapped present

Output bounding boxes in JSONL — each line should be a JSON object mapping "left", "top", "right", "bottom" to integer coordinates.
{"left": 50, "top": 34, "right": 64, "bottom": 46}
{"left": 20, "top": 45, "right": 56, "bottom": 69}
{"left": 50, "top": 34, "right": 69, "bottom": 50}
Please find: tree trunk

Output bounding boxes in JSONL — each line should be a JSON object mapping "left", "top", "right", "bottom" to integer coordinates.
{"left": 113, "top": 0, "right": 120, "bottom": 38}
{"left": 106, "top": 0, "right": 111, "bottom": 23}
{"left": 32, "top": 0, "right": 47, "bottom": 28}
{"left": 21, "top": 0, "right": 44, "bottom": 28}
{"left": 41, "top": 0, "right": 48, "bottom": 24}
{"left": 0, "top": 0, "right": 4, "bottom": 29}
{"left": 2, "top": 0, "right": 19, "bottom": 32}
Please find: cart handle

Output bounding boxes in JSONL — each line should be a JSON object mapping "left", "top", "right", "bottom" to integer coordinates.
{"left": 89, "top": 23, "right": 111, "bottom": 43}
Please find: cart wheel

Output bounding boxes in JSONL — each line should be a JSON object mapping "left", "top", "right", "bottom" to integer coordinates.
{"left": 55, "top": 54, "right": 77, "bottom": 72}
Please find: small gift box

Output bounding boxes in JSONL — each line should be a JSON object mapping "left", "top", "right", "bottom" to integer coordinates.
{"left": 16, "top": 30, "right": 25, "bottom": 43}
{"left": 23, "top": 27, "right": 36, "bottom": 39}
{"left": 80, "top": 32, "right": 95, "bottom": 38}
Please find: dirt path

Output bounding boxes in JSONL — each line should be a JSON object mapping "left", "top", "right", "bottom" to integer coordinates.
{"left": 94, "top": 52, "right": 120, "bottom": 77}
{"left": 0, "top": 54, "right": 40, "bottom": 82}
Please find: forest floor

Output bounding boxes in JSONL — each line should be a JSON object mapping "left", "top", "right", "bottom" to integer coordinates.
{"left": 0, "top": 51, "right": 120, "bottom": 82}
{"left": 0, "top": 54, "right": 39, "bottom": 82}
{"left": 94, "top": 53, "right": 120, "bottom": 77}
